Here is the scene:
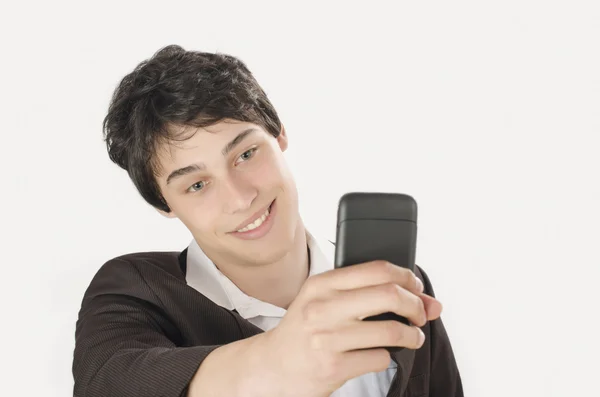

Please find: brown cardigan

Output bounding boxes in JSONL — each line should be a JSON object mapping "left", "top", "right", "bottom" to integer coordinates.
{"left": 73, "top": 248, "right": 463, "bottom": 396}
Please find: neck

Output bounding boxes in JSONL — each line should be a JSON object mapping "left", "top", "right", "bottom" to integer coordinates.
{"left": 215, "top": 222, "right": 310, "bottom": 309}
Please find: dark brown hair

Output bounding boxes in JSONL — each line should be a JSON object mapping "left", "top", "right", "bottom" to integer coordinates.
{"left": 103, "top": 45, "right": 282, "bottom": 212}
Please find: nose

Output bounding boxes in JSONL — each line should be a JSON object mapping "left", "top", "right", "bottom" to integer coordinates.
{"left": 220, "top": 175, "right": 257, "bottom": 215}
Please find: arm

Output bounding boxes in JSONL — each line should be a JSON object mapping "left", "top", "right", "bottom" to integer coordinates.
{"left": 73, "top": 292, "right": 223, "bottom": 397}
{"left": 73, "top": 259, "right": 248, "bottom": 397}
{"left": 74, "top": 258, "right": 440, "bottom": 397}
{"left": 418, "top": 266, "right": 464, "bottom": 396}
{"left": 187, "top": 332, "right": 266, "bottom": 396}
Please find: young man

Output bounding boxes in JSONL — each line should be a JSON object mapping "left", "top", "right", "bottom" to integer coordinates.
{"left": 73, "top": 45, "right": 463, "bottom": 397}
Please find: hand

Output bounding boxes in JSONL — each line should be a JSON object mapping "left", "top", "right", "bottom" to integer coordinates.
{"left": 246, "top": 260, "right": 443, "bottom": 397}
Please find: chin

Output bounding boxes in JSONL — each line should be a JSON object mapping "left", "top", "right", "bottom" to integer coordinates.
{"left": 245, "top": 225, "right": 297, "bottom": 263}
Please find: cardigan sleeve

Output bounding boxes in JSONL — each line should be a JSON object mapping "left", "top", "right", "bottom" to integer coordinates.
{"left": 72, "top": 259, "right": 221, "bottom": 397}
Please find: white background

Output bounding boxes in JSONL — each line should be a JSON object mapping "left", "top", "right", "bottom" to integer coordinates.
{"left": 1, "top": 1, "right": 599, "bottom": 396}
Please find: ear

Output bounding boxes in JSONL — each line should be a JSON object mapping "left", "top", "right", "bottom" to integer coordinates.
{"left": 276, "top": 124, "right": 288, "bottom": 152}
{"left": 156, "top": 207, "right": 178, "bottom": 219}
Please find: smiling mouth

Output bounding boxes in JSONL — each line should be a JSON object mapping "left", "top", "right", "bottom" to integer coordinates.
{"left": 232, "top": 200, "right": 274, "bottom": 233}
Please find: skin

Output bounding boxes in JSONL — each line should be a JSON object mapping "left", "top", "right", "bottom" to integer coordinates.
{"left": 154, "top": 119, "right": 308, "bottom": 309}
{"left": 152, "top": 118, "right": 444, "bottom": 396}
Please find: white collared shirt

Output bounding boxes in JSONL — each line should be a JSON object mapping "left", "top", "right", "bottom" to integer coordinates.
{"left": 185, "top": 231, "right": 396, "bottom": 396}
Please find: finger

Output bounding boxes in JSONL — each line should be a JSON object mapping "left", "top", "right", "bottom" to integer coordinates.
{"left": 309, "top": 261, "right": 423, "bottom": 296}
{"left": 336, "top": 347, "right": 392, "bottom": 382}
{"left": 320, "top": 320, "right": 425, "bottom": 353}
{"left": 310, "top": 283, "right": 427, "bottom": 327}
{"left": 419, "top": 294, "right": 443, "bottom": 321}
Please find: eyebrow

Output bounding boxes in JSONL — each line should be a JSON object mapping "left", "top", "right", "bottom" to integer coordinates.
{"left": 165, "top": 127, "right": 259, "bottom": 185}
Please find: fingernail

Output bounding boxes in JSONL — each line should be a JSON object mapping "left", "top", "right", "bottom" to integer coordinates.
{"left": 415, "top": 277, "right": 424, "bottom": 293}
{"left": 418, "top": 328, "right": 425, "bottom": 347}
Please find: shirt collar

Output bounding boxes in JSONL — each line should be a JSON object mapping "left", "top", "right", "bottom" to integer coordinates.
{"left": 185, "top": 230, "right": 335, "bottom": 320}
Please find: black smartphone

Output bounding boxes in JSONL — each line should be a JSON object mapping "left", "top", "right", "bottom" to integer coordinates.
{"left": 334, "top": 192, "right": 418, "bottom": 328}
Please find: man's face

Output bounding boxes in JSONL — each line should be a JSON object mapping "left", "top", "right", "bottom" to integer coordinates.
{"left": 155, "top": 119, "right": 300, "bottom": 266}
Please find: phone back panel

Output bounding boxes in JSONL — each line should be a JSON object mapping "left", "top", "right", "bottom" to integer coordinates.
{"left": 335, "top": 219, "right": 417, "bottom": 271}
{"left": 334, "top": 192, "right": 417, "bottom": 271}
{"left": 334, "top": 192, "right": 418, "bottom": 331}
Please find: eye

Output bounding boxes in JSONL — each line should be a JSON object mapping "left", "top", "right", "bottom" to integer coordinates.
{"left": 236, "top": 147, "right": 257, "bottom": 164}
{"left": 187, "top": 180, "right": 207, "bottom": 193}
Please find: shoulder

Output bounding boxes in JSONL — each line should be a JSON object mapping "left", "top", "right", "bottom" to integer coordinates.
{"left": 81, "top": 250, "right": 185, "bottom": 303}
{"left": 109, "top": 250, "right": 184, "bottom": 277}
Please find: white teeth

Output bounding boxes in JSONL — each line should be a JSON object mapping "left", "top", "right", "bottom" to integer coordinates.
{"left": 237, "top": 207, "right": 270, "bottom": 233}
